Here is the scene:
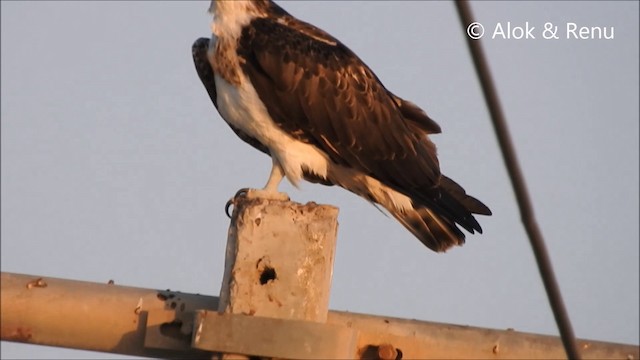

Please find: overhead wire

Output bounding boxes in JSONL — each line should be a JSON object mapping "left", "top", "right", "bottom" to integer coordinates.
{"left": 453, "top": 2, "right": 581, "bottom": 359}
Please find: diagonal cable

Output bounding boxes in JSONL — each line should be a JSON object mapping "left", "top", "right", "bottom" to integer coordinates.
{"left": 454, "top": 2, "right": 581, "bottom": 359}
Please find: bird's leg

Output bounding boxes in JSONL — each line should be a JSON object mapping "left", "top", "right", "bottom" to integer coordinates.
{"left": 263, "top": 158, "right": 285, "bottom": 193}
{"left": 249, "top": 158, "right": 290, "bottom": 200}
{"left": 226, "top": 158, "right": 290, "bottom": 216}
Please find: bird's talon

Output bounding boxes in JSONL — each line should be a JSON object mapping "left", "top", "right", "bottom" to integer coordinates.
{"left": 225, "top": 188, "right": 251, "bottom": 218}
{"left": 225, "top": 199, "right": 234, "bottom": 218}
{"left": 234, "top": 187, "right": 250, "bottom": 199}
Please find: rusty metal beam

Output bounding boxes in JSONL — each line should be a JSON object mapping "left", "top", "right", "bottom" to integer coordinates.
{"left": 2, "top": 272, "right": 638, "bottom": 359}
{"left": 330, "top": 311, "right": 638, "bottom": 359}
{"left": 0, "top": 272, "right": 215, "bottom": 358}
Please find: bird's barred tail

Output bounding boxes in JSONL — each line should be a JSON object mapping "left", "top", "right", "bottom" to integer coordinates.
{"left": 323, "top": 165, "right": 491, "bottom": 252}
{"left": 389, "top": 175, "right": 491, "bottom": 252}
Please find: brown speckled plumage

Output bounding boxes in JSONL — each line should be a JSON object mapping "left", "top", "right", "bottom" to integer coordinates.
{"left": 193, "top": 1, "right": 491, "bottom": 252}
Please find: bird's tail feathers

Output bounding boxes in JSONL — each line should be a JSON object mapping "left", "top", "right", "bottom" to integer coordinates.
{"left": 370, "top": 176, "right": 490, "bottom": 252}
{"left": 390, "top": 205, "right": 466, "bottom": 252}
{"left": 440, "top": 175, "right": 492, "bottom": 216}
{"left": 324, "top": 166, "right": 490, "bottom": 252}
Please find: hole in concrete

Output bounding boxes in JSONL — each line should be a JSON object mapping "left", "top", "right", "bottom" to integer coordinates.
{"left": 259, "top": 266, "right": 277, "bottom": 285}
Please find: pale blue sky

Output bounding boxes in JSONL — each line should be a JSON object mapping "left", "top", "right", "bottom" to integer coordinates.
{"left": 1, "top": 1, "right": 638, "bottom": 358}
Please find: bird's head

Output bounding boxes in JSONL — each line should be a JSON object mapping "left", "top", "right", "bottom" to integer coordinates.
{"left": 208, "top": 0, "right": 288, "bottom": 39}
{"left": 208, "top": 0, "right": 274, "bottom": 17}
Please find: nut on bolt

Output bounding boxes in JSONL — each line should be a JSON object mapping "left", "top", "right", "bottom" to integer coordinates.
{"left": 26, "top": 278, "right": 47, "bottom": 289}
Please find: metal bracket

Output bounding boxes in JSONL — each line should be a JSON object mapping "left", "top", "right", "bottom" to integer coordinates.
{"left": 145, "top": 309, "right": 195, "bottom": 352}
{"left": 191, "top": 310, "right": 359, "bottom": 359}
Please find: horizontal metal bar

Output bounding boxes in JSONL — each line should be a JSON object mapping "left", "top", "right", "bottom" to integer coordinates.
{"left": 1, "top": 272, "right": 215, "bottom": 358}
{"left": 330, "top": 311, "right": 638, "bottom": 359}
{"left": 2, "top": 272, "right": 638, "bottom": 359}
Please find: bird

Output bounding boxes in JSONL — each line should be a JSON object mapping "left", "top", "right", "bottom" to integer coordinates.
{"left": 192, "top": 0, "right": 491, "bottom": 252}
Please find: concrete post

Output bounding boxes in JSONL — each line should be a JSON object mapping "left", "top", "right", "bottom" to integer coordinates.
{"left": 218, "top": 194, "right": 339, "bottom": 323}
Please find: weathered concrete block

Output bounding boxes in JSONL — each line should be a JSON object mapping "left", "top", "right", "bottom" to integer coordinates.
{"left": 218, "top": 195, "right": 339, "bottom": 323}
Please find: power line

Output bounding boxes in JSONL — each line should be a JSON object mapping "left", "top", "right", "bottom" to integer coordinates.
{"left": 454, "top": 2, "right": 581, "bottom": 359}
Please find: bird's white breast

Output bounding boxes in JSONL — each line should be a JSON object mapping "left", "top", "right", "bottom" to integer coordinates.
{"left": 208, "top": 1, "right": 329, "bottom": 187}
{"left": 214, "top": 72, "right": 330, "bottom": 187}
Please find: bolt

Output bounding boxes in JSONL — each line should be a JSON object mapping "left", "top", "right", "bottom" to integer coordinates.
{"left": 26, "top": 278, "right": 47, "bottom": 289}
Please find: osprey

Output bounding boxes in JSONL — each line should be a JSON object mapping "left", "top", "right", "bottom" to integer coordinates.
{"left": 192, "top": 0, "right": 491, "bottom": 252}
